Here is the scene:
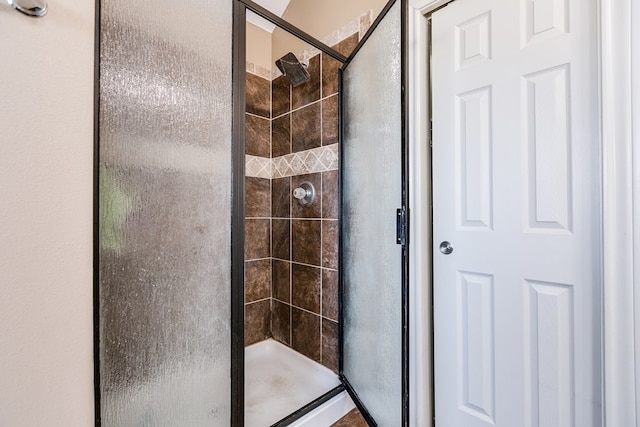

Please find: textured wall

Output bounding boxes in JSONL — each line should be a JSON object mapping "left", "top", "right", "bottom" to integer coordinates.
{"left": 99, "top": 0, "right": 232, "bottom": 424}
{"left": 0, "top": 0, "right": 95, "bottom": 425}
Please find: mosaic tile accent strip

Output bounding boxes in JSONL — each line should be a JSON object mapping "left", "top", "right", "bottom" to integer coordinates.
{"left": 273, "top": 144, "right": 338, "bottom": 178}
{"left": 246, "top": 144, "right": 338, "bottom": 179}
{"left": 323, "top": 11, "right": 367, "bottom": 48}
{"left": 246, "top": 155, "right": 272, "bottom": 179}
{"left": 247, "top": 62, "right": 272, "bottom": 80}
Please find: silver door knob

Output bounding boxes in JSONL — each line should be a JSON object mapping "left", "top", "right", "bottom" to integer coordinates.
{"left": 439, "top": 241, "right": 453, "bottom": 255}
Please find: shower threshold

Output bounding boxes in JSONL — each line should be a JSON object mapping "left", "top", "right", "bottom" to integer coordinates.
{"left": 245, "top": 339, "right": 354, "bottom": 426}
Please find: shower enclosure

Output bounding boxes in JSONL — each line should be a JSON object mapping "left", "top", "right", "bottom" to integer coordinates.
{"left": 238, "top": 1, "right": 408, "bottom": 423}
{"left": 96, "top": 0, "right": 408, "bottom": 424}
{"left": 241, "top": 7, "right": 355, "bottom": 423}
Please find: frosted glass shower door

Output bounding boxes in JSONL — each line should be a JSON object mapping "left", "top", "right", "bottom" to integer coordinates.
{"left": 98, "top": 0, "right": 233, "bottom": 425}
{"left": 340, "top": 1, "right": 407, "bottom": 425}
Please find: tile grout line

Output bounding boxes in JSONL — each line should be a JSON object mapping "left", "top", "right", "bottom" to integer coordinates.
{"left": 269, "top": 75, "right": 274, "bottom": 341}
{"left": 271, "top": 93, "right": 339, "bottom": 121}
{"left": 272, "top": 298, "right": 332, "bottom": 322}
{"left": 246, "top": 111, "right": 270, "bottom": 120}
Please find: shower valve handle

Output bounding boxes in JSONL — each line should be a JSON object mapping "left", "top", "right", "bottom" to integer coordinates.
{"left": 293, "top": 187, "right": 308, "bottom": 200}
{"left": 293, "top": 182, "right": 316, "bottom": 207}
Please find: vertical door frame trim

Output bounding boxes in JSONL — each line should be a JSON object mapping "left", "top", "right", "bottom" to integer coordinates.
{"left": 600, "top": 0, "right": 638, "bottom": 424}
{"left": 407, "top": 2, "right": 432, "bottom": 426}
{"left": 93, "top": 0, "right": 102, "bottom": 424}
{"left": 231, "top": 1, "right": 247, "bottom": 425}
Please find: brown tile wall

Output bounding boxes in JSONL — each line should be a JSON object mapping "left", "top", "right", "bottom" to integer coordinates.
{"left": 267, "top": 34, "right": 358, "bottom": 373}
{"left": 245, "top": 71, "right": 272, "bottom": 346}
{"left": 244, "top": 34, "right": 359, "bottom": 372}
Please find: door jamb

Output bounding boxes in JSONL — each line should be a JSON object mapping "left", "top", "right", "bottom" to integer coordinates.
{"left": 407, "top": 2, "right": 433, "bottom": 426}
{"left": 600, "top": 0, "right": 639, "bottom": 424}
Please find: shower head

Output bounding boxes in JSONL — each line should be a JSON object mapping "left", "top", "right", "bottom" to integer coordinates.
{"left": 275, "top": 52, "right": 310, "bottom": 87}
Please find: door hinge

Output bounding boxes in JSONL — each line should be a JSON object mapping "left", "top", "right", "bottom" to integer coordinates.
{"left": 396, "top": 208, "right": 407, "bottom": 246}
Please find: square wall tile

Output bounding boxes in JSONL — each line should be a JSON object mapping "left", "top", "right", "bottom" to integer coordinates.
{"left": 322, "top": 220, "right": 338, "bottom": 270}
{"left": 292, "top": 55, "right": 320, "bottom": 110}
{"left": 272, "top": 177, "right": 291, "bottom": 218}
{"left": 334, "top": 33, "right": 359, "bottom": 57}
{"left": 292, "top": 102, "right": 321, "bottom": 153}
{"left": 292, "top": 220, "right": 321, "bottom": 266}
{"left": 272, "top": 75, "right": 291, "bottom": 118}
{"left": 272, "top": 260, "right": 291, "bottom": 303}
{"left": 322, "top": 269, "right": 338, "bottom": 321}
{"left": 322, "top": 170, "right": 339, "bottom": 219}
{"left": 322, "top": 319, "right": 339, "bottom": 373}
{"left": 247, "top": 73, "right": 270, "bottom": 118}
{"left": 292, "top": 173, "right": 322, "bottom": 219}
{"left": 272, "top": 114, "right": 291, "bottom": 158}
{"left": 246, "top": 114, "right": 270, "bottom": 157}
{"left": 331, "top": 409, "right": 368, "bottom": 427}
{"left": 245, "top": 259, "right": 271, "bottom": 303}
{"left": 272, "top": 219, "right": 290, "bottom": 260}
{"left": 272, "top": 300, "right": 291, "bottom": 346}
{"left": 245, "top": 219, "right": 270, "bottom": 260}
{"left": 321, "top": 53, "right": 340, "bottom": 98}
{"left": 292, "top": 264, "right": 321, "bottom": 313}
{"left": 292, "top": 307, "right": 321, "bottom": 362}
{"left": 245, "top": 299, "right": 271, "bottom": 346}
{"left": 245, "top": 177, "right": 270, "bottom": 218}
{"left": 322, "top": 95, "right": 339, "bottom": 146}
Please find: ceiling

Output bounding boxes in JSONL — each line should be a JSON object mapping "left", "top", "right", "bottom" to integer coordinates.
{"left": 246, "top": 0, "right": 292, "bottom": 33}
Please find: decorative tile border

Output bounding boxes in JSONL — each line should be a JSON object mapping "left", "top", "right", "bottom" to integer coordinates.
{"left": 246, "top": 155, "right": 271, "bottom": 179}
{"left": 246, "top": 144, "right": 339, "bottom": 179}
{"left": 273, "top": 144, "right": 339, "bottom": 178}
{"left": 246, "top": 62, "right": 272, "bottom": 80}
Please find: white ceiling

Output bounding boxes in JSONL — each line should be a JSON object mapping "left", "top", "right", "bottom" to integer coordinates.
{"left": 247, "top": 0, "right": 292, "bottom": 33}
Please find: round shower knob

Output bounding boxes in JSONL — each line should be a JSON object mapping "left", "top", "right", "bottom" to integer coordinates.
{"left": 293, "top": 187, "right": 307, "bottom": 200}
{"left": 293, "top": 182, "right": 316, "bottom": 207}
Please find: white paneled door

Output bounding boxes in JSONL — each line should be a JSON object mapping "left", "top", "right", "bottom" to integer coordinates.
{"left": 431, "top": 0, "right": 602, "bottom": 426}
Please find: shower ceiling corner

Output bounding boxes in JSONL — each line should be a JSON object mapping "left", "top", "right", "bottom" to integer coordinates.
{"left": 246, "top": 0, "right": 291, "bottom": 32}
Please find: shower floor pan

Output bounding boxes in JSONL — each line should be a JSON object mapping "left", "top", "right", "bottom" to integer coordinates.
{"left": 245, "top": 339, "right": 354, "bottom": 426}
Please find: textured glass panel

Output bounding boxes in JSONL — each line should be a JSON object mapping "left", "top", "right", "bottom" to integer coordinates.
{"left": 342, "top": 2, "right": 402, "bottom": 425}
{"left": 99, "top": 0, "right": 232, "bottom": 425}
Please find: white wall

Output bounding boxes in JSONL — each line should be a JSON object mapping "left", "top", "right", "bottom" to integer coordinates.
{"left": 0, "top": 1, "right": 95, "bottom": 425}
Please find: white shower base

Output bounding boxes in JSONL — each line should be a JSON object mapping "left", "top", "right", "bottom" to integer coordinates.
{"left": 245, "top": 339, "right": 354, "bottom": 426}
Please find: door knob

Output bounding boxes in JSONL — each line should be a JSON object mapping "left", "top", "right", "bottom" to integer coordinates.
{"left": 439, "top": 241, "right": 453, "bottom": 255}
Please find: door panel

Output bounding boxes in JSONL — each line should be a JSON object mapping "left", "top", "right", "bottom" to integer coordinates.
{"left": 98, "top": 0, "right": 233, "bottom": 424}
{"left": 432, "top": 0, "right": 601, "bottom": 426}
{"left": 341, "top": 1, "right": 406, "bottom": 425}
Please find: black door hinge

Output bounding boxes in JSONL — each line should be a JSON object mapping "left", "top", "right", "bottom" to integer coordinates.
{"left": 396, "top": 207, "right": 407, "bottom": 246}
